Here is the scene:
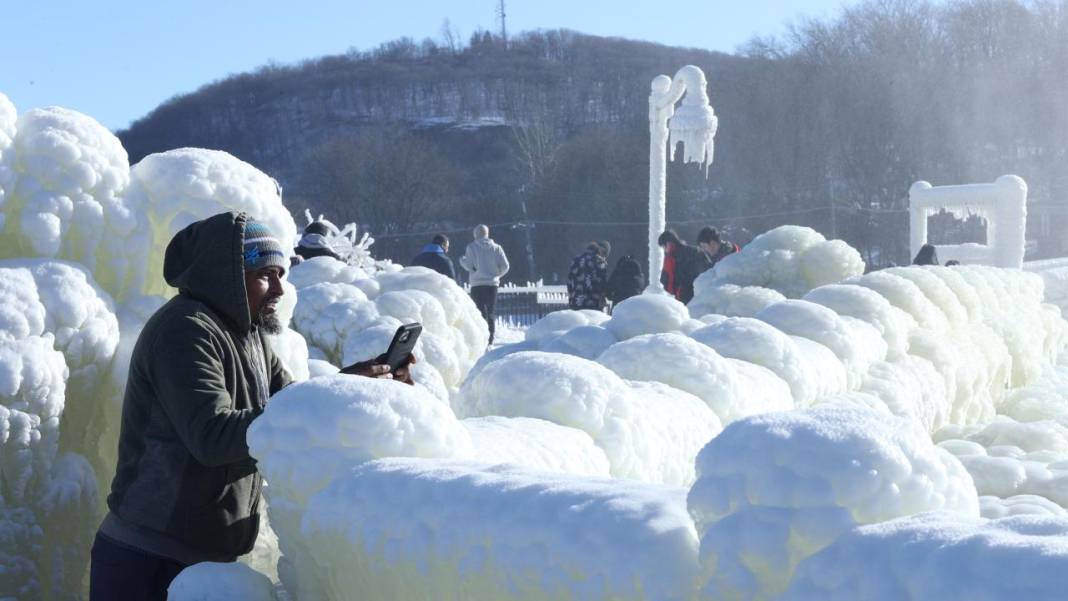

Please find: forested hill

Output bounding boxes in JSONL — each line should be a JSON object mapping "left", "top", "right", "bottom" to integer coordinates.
{"left": 120, "top": 31, "right": 745, "bottom": 177}
{"left": 119, "top": 2, "right": 1068, "bottom": 279}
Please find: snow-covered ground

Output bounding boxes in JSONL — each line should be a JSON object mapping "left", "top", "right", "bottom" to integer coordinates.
{"left": 5, "top": 92, "right": 1068, "bottom": 600}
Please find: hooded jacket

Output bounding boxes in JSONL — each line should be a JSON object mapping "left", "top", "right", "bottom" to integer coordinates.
{"left": 607, "top": 255, "right": 645, "bottom": 304}
{"left": 410, "top": 244, "right": 456, "bottom": 280}
{"left": 101, "top": 211, "right": 292, "bottom": 564}
{"left": 460, "top": 237, "right": 510, "bottom": 287}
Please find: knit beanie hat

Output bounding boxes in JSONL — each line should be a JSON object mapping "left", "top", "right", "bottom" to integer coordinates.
{"left": 243, "top": 219, "right": 288, "bottom": 274}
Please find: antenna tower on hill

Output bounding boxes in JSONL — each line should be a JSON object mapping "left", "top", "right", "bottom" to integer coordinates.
{"left": 496, "top": 0, "right": 508, "bottom": 45}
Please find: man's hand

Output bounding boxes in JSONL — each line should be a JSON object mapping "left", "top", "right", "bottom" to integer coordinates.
{"left": 339, "top": 354, "right": 417, "bottom": 386}
{"left": 340, "top": 359, "right": 393, "bottom": 379}
{"left": 392, "top": 353, "right": 416, "bottom": 386}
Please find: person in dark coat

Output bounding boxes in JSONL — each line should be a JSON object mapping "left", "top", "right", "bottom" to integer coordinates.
{"left": 658, "top": 230, "right": 711, "bottom": 304}
{"left": 294, "top": 220, "right": 343, "bottom": 262}
{"left": 567, "top": 241, "right": 610, "bottom": 310}
{"left": 410, "top": 234, "right": 456, "bottom": 280}
{"left": 696, "top": 226, "right": 740, "bottom": 268}
{"left": 90, "top": 213, "right": 409, "bottom": 601}
{"left": 912, "top": 244, "right": 940, "bottom": 266}
{"left": 607, "top": 254, "right": 645, "bottom": 306}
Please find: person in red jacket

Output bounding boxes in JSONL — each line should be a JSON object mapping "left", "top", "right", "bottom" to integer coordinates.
{"left": 658, "top": 230, "right": 711, "bottom": 303}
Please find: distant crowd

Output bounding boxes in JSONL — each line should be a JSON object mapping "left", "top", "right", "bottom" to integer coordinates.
{"left": 286, "top": 219, "right": 963, "bottom": 347}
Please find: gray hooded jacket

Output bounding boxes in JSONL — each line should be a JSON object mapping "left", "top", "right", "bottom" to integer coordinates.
{"left": 100, "top": 211, "right": 292, "bottom": 564}
{"left": 459, "top": 237, "right": 510, "bottom": 286}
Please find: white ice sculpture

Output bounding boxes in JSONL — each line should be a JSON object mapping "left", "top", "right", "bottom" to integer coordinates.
{"left": 909, "top": 175, "right": 1027, "bottom": 268}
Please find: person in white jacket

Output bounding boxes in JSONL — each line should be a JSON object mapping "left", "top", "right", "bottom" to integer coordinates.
{"left": 459, "top": 224, "right": 510, "bottom": 344}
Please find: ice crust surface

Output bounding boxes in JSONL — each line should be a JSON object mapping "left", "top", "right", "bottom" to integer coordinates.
{"left": 300, "top": 458, "right": 701, "bottom": 601}
{"left": 782, "top": 512, "right": 1068, "bottom": 600}
{"left": 687, "top": 404, "right": 980, "bottom": 601}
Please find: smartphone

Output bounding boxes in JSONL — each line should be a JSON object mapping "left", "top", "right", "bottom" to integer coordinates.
{"left": 383, "top": 323, "right": 421, "bottom": 372}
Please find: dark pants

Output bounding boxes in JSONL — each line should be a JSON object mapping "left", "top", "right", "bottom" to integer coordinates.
{"left": 470, "top": 285, "right": 498, "bottom": 344}
{"left": 90, "top": 533, "right": 187, "bottom": 601}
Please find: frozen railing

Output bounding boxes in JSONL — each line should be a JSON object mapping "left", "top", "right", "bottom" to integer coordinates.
{"left": 465, "top": 282, "right": 570, "bottom": 327}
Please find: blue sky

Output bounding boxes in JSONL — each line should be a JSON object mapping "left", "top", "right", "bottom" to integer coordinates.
{"left": 0, "top": 0, "right": 855, "bottom": 131}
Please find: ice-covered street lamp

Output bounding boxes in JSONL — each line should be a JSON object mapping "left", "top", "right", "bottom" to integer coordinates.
{"left": 647, "top": 65, "right": 718, "bottom": 293}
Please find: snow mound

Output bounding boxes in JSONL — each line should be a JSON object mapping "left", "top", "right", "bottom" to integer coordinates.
{"left": 687, "top": 404, "right": 978, "bottom": 601}
{"left": 248, "top": 375, "right": 470, "bottom": 599}
{"left": 119, "top": 148, "right": 296, "bottom": 300}
{"left": 782, "top": 512, "right": 1068, "bottom": 600}
{"left": 598, "top": 332, "right": 790, "bottom": 424}
{"left": 692, "top": 226, "right": 864, "bottom": 300}
{"left": 168, "top": 561, "right": 276, "bottom": 601}
{"left": 687, "top": 283, "right": 785, "bottom": 319}
{"left": 525, "top": 309, "right": 608, "bottom": 342}
{"left": 290, "top": 265, "right": 488, "bottom": 395}
{"left": 803, "top": 283, "right": 914, "bottom": 359}
{"left": 0, "top": 259, "right": 119, "bottom": 598}
{"left": 457, "top": 351, "right": 719, "bottom": 485}
{"left": 936, "top": 416, "right": 1068, "bottom": 507}
{"left": 300, "top": 458, "right": 700, "bottom": 601}
{"left": 463, "top": 416, "right": 611, "bottom": 477}
{"left": 755, "top": 299, "right": 887, "bottom": 389}
{"left": 690, "top": 317, "right": 815, "bottom": 407}
{"left": 0, "top": 106, "right": 135, "bottom": 300}
{"left": 604, "top": 293, "right": 690, "bottom": 340}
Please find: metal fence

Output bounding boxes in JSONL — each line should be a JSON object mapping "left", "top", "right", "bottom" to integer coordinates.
{"left": 467, "top": 283, "right": 571, "bottom": 327}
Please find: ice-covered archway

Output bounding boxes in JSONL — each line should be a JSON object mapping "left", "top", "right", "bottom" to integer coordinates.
{"left": 909, "top": 175, "right": 1027, "bottom": 268}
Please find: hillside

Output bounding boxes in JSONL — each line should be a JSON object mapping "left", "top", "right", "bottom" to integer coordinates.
{"left": 119, "top": 2, "right": 1068, "bottom": 277}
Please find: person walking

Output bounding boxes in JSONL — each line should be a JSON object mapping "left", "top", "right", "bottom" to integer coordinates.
{"left": 410, "top": 233, "right": 456, "bottom": 280}
{"left": 567, "top": 241, "right": 610, "bottom": 311}
{"left": 607, "top": 253, "right": 645, "bottom": 307}
{"left": 459, "top": 224, "right": 510, "bottom": 344}
{"left": 90, "top": 212, "right": 408, "bottom": 601}
{"left": 658, "top": 230, "right": 711, "bottom": 304}
{"left": 696, "top": 226, "right": 739, "bottom": 268}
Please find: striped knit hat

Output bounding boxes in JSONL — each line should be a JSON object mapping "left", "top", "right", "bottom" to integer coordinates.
{"left": 242, "top": 219, "right": 287, "bottom": 274}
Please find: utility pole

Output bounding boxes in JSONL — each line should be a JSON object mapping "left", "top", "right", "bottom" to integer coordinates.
{"left": 496, "top": 0, "right": 507, "bottom": 45}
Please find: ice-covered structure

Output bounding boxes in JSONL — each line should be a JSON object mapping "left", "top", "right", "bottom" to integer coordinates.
{"left": 909, "top": 175, "right": 1028, "bottom": 268}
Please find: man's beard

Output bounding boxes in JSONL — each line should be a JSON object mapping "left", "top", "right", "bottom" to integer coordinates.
{"left": 254, "top": 296, "right": 284, "bottom": 335}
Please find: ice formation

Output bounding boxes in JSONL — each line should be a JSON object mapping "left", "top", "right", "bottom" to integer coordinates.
{"left": 687, "top": 405, "right": 979, "bottom": 601}
{"left": 119, "top": 148, "right": 297, "bottom": 300}
{"left": 301, "top": 459, "right": 700, "bottom": 601}
{"left": 691, "top": 225, "right": 865, "bottom": 300}
{"left": 168, "top": 561, "right": 276, "bottom": 601}
{"left": 457, "top": 351, "right": 720, "bottom": 485}
{"left": 0, "top": 259, "right": 119, "bottom": 598}
{"left": 289, "top": 262, "right": 488, "bottom": 397}
{"left": 783, "top": 512, "right": 1068, "bottom": 600}
{"left": 0, "top": 104, "right": 137, "bottom": 300}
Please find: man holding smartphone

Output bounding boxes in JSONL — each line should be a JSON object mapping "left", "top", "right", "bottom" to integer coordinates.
{"left": 91, "top": 212, "right": 410, "bottom": 601}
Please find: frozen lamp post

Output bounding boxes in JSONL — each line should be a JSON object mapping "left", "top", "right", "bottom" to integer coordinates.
{"left": 647, "top": 65, "right": 718, "bottom": 293}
